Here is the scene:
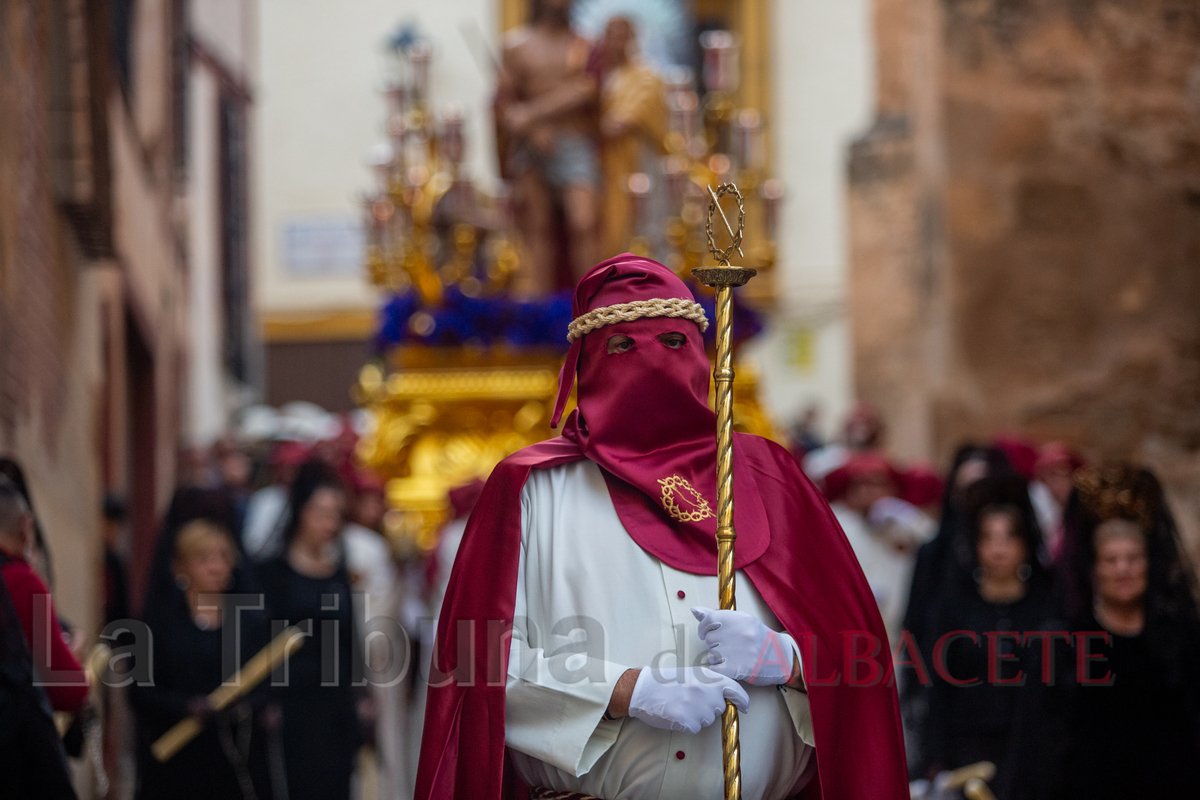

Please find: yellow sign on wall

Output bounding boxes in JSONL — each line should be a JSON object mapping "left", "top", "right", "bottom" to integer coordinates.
{"left": 785, "top": 326, "right": 816, "bottom": 374}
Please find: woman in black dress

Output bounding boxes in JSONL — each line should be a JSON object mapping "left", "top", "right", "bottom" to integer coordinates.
{"left": 1052, "top": 465, "right": 1200, "bottom": 798}
{"left": 900, "top": 445, "right": 1015, "bottom": 774}
{"left": 922, "top": 474, "right": 1060, "bottom": 800}
{"left": 130, "top": 516, "right": 273, "bottom": 800}
{"left": 257, "top": 460, "right": 361, "bottom": 800}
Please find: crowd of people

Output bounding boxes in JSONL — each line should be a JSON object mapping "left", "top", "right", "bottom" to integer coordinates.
{"left": 1, "top": 432, "right": 428, "bottom": 800}
{"left": 2, "top": 394, "right": 1199, "bottom": 800}
{"left": 795, "top": 405, "right": 1200, "bottom": 799}
{"left": 130, "top": 435, "right": 429, "bottom": 800}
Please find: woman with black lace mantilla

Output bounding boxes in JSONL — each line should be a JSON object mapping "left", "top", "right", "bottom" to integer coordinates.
{"left": 1052, "top": 464, "right": 1200, "bottom": 799}
{"left": 921, "top": 474, "right": 1062, "bottom": 800}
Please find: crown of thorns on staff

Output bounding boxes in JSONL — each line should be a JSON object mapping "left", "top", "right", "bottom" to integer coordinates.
{"left": 566, "top": 298, "right": 709, "bottom": 343}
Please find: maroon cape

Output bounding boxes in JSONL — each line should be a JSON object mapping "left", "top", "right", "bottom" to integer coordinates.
{"left": 415, "top": 433, "right": 908, "bottom": 800}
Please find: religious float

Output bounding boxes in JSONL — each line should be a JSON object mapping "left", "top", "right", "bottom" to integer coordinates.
{"left": 353, "top": 17, "right": 785, "bottom": 555}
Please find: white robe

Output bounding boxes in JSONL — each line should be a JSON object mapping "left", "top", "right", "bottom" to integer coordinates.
{"left": 831, "top": 501, "right": 932, "bottom": 648}
{"left": 343, "top": 524, "right": 410, "bottom": 799}
{"left": 242, "top": 484, "right": 288, "bottom": 559}
{"left": 504, "top": 459, "right": 814, "bottom": 800}
{"left": 414, "top": 517, "right": 470, "bottom": 800}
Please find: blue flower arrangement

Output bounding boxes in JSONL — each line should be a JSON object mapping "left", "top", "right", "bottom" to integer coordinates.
{"left": 374, "top": 286, "right": 575, "bottom": 351}
{"left": 373, "top": 284, "right": 762, "bottom": 353}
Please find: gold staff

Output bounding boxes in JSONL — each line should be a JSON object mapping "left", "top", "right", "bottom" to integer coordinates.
{"left": 693, "top": 183, "right": 754, "bottom": 800}
{"left": 152, "top": 625, "right": 306, "bottom": 762}
{"left": 946, "top": 762, "right": 998, "bottom": 800}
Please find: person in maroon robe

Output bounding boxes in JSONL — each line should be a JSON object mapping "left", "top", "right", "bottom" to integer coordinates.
{"left": 416, "top": 254, "right": 908, "bottom": 800}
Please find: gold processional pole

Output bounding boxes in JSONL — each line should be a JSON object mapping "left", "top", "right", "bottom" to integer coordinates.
{"left": 152, "top": 625, "right": 306, "bottom": 762}
{"left": 694, "top": 183, "right": 754, "bottom": 800}
{"left": 948, "top": 762, "right": 999, "bottom": 800}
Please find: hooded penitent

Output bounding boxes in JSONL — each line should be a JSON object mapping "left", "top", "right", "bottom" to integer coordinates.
{"left": 551, "top": 256, "right": 769, "bottom": 573}
{"left": 416, "top": 254, "right": 908, "bottom": 800}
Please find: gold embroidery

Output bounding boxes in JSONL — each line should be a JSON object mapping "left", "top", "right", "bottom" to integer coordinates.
{"left": 658, "top": 475, "right": 715, "bottom": 523}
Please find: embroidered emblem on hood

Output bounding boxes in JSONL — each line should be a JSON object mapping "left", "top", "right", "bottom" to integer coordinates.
{"left": 658, "top": 475, "right": 715, "bottom": 523}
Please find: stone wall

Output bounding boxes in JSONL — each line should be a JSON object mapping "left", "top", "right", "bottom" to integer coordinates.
{"left": 848, "top": 0, "right": 1200, "bottom": 544}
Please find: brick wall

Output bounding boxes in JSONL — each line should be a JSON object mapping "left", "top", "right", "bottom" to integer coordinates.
{"left": 1, "top": 0, "right": 191, "bottom": 639}
{"left": 1, "top": 0, "right": 72, "bottom": 449}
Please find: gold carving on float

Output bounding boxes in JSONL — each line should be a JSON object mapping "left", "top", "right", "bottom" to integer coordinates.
{"left": 354, "top": 350, "right": 568, "bottom": 554}
{"left": 658, "top": 475, "right": 716, "bottom": 522}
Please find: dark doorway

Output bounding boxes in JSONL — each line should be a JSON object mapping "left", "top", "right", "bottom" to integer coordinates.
{"left": 125, "top": 311, "right": 156, "bottom": 613}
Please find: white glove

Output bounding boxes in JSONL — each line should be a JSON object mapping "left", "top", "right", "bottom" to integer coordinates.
{"left": 628, "top": 666, "right": 750, "bottom": 735}
{"left": 691, "top": 606, "right": 797, "bottom": 686}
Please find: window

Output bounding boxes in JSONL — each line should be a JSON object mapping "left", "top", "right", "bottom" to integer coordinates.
{"left": 219, "top": 93, "right": 250, "bottom": 383}
{"left": 170, "top": 0, "right": 189, "bottom": 180}
{"left": 112, "top": 0, "right": 135, "bottom": 101}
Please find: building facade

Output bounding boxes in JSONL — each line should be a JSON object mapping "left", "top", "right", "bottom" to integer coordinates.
{"left": 0, "top": 0, "right": 258, "bottom": 653}
{"left": 848, "top": 0, "right": 1200, "bottom": 542}
{"left": 186, "top": 0, "right": 260, "bottom": 443}
{"left": 255, "top": 0, "right": 500, "bottom": 413}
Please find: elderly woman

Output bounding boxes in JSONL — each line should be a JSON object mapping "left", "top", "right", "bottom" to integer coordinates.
{"left": 1053, "top": 465, "right": 1200, "bottom": 799}
{"left": 131, "top": 518, "right": 272, "bottom": 800}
